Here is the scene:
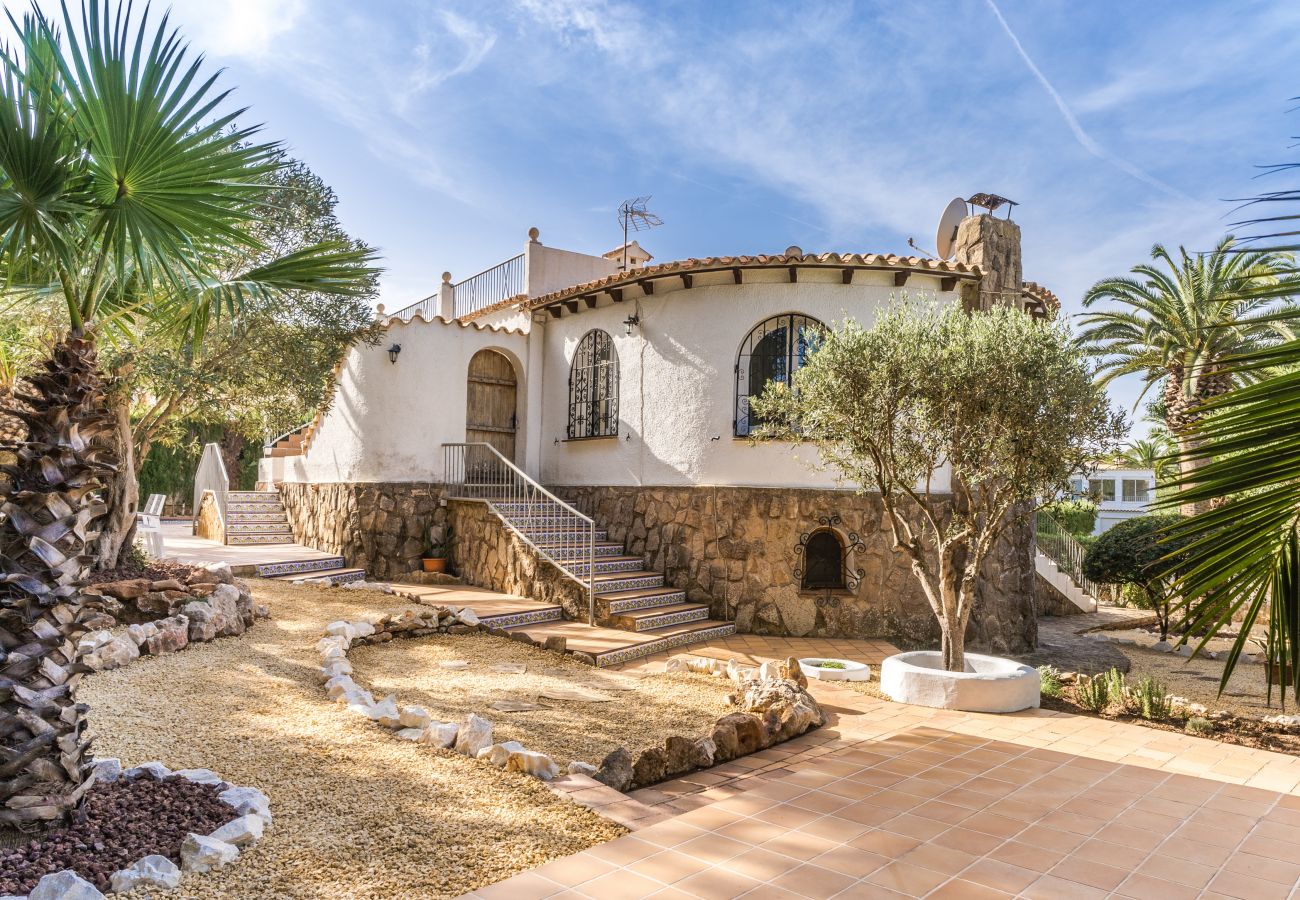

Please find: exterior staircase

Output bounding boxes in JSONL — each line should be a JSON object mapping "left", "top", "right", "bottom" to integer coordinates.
{"left": 224, "top": 491, "right": 297, "bottom": 546}
{"left": 255, "top": 556, "right": 367, "bottom": 586}
{"left": 444, "top": 442, "right": 734, "bottom": 666}
{"left": 1034, "top": 511, "right": 1100, "bottom": 613}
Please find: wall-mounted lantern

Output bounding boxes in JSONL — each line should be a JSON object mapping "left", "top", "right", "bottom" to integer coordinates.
{"left": 387, "top": 343, "right": 402, "bottom": 364}
{"left": 622, "top": 313, "right": 640, "bottom": 336}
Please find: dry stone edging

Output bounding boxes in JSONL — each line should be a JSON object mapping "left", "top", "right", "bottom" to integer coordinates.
{"left": 8, "top": 762, "right": 271, "bottom": 899}
{"left": 315, "top": 606, "right": 826, "bottom": 795}
{"left": 79, "top": 563, "right": 269, "bottom": 674}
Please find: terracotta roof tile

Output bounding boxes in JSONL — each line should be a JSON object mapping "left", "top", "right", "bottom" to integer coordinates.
{"left": 521, "top": 251, "right": 981, "bottom": 312}
{"left": 1022, "top": 281, "right": 1061, "bottom": 313}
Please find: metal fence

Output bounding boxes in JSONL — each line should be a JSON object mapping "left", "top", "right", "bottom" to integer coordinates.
{"left": 1034, "top": 510, "right": 1106, "bottom": 603}
{"left": 390, "top": 253, "right": 526, "bottom": 322}
{"left": 442, "top": 442, "right": 596, "bottom": 624}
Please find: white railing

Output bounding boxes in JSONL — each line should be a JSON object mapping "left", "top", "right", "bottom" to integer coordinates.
{"left": 1034, "top": 511, "right": 1105, "bottom": 603}
{"left": 193, "top": 442, "right": 229, "bottom": 529}
{"left": 392, "top": 254, "right": 526, "bottom": 322}
{"left": 443, "top": 442, "right": 596, "bottom": 624}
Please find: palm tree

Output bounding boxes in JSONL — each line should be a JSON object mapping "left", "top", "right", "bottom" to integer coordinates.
{"left": 1114, "top": 429, "right": 1176, "bottom": 484}
{"left": 0, "top": 3, "right": 376, "bottom": 826}
{"left": 1077, "top": 238, "right": 1299, "bottom": 513}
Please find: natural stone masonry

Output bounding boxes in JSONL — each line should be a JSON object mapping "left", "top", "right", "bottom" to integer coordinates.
{"left": 277, "top": 481, "right": 449, "bottom": 580}
{"left": 556, "top": 484, "right": 1036, "bottom": 652}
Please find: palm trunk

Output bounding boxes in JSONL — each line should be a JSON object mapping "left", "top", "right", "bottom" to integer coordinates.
{"left": 93, "top": 388, "right": 137, "bottom": 570}
{"left": 0, "top": 336, "right": 117, "bottom": 827}
{"left": 1166, "top": 364, "right": 1233, "bottom": 517}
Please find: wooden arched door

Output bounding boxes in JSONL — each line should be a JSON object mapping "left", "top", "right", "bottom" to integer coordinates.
{"left": 466, "top": 349, "right": 518, "bottom": 461}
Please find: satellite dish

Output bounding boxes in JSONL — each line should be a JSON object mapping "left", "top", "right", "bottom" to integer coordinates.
{"left": 935, "top": 197, "right": 966, "bottom": 261}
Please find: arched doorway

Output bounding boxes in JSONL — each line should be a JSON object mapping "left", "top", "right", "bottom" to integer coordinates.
{"left": 466, "top": 349, "right": 518, "bottom": 461}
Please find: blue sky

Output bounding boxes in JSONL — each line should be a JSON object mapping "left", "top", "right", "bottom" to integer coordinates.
{"left": 125, "top": 1, "right": 1300, "bottom": 427}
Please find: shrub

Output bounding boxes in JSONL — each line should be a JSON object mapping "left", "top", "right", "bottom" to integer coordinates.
{"left": 1074, "top": 674, "right": 1110, "bottom": 712}
{"left": 817, "top": 661, "right": 846, "bottom": 669}
{"left": 1130, "top": 676, "right": 1173, "bottom": 720}
{"left": 1038, "top": 665, "right": 1064, "bottom": 698}
{"left": 1184, "top": 716, "right": 1214, "bottom": 736}
{"left": 1043, "top": 499, "right": 1097, "bottom": 538}
{"left": 1103, "top": 668, "right": 1128, "bottom": 704}
{"left": 1082, "top": 515, "right": 1194, "bottom": 639}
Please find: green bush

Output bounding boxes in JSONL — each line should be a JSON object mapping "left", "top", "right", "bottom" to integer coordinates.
{"left": 1043, "top": 499, "right": 1097, "bottom": 538}
{"left": 1074, "top": 674, "right": 1110, "bottom": 712}
{"left": 1129, "top": 676, "right": 1172, "bottom": 720}
{"left": 1038, "top": 665, "right": 1064, "bottom": 698}
{"left": 1082, "top": 515, "right": 1193, "bottom": 639}
{"left": 1184, "top": 716, "right": 1214, "bottom": 736}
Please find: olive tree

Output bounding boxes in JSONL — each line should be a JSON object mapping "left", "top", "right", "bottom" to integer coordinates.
{"left": 752, "top": 303, "right": 1124, "bottom": 670}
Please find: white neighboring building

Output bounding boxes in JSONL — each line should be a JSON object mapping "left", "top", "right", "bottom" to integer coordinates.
{"left": 255, "top": 209, "right": 1062, "bottom": 657}
{"left": 1068, "top": 466, "right": 1156, "bottom": 535}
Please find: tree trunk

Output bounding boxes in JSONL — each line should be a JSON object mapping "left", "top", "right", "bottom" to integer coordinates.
{"left": 1165, "top": 363, "right": 1232, "bottom": 517}
{"left": 217, "top": 430, "right": 246, "bottom": 489}
{"left": 938, "top": 554, "right": 966, "bottom": 671}
{"left": 0, "top": 336, "right": 117, "bottom": 827}
{"left": 93, "top": 388, "right": 138, "bottom": 570}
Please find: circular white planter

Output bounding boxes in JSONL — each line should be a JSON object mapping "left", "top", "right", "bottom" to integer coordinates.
{"left": 879, "top": 651, "right": 1040, "bottom": 713}
{"left": 798, "top": 658, "right": 872, "bottom": 682}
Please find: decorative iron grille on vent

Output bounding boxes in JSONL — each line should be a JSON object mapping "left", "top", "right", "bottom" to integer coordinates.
{"left": 794, "top": 515, "right": 866, "bottom": 596}
{"left": 734, "top": 313, "right": 825, "bottom": 436}
{"left": 568, "top": 329, "right": 619, "bottom": 438}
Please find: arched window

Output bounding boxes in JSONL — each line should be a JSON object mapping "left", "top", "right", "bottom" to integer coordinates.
{"left": 568, "top": 330, "right": 619, "bottom": 438}
{"left": 801, "top": 530, "right": 845, "bottom": 590}
{"left": 734, "top": 313, "right": 825, "bottom": 436}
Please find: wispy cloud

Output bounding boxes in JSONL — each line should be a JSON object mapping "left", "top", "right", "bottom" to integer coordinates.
{"left": 395, "top": 11, "right": 497, "bottom": 114}
{"left": 983, "top": 0, "right": 1195, "bottom": 204}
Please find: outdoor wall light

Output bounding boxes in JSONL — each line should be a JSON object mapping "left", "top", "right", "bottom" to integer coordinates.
{"left": 387, "top": 343, "right": 402, "bottom": 364}
{"left": 623, "top": 313, "right": 640, "bottom": 336}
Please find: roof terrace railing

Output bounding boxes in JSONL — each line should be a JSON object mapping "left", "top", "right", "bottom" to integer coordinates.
{"left": 390, "top": 253, "right": 526, "bottom": 322}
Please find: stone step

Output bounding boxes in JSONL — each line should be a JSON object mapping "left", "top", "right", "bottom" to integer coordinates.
{"left": 226, "top": 511, "right": 290, "bottom": 524}
{"left": 590, "top": 620, "right": 737, "bottom": 668}
{"left": 572, "top": 556, "right": 644, "bottom": 575}
{"left": 227, "top": 533, "right": 297, "bottom": 546}
{"left": 593, "top": 571, "right": 666, "bottom": 594}
{"left": 520, "top": 528, "right": 609, "bottom": 542}
{"left": 599, "top": 587, "right": 689, "bottom": 615}
{"left": 479, "top": 605, "right": 564, "bottom": 629}
{"left": 227, "top": 500, "right": 287, "bottom": 514}
{"left": 542, "top": 542, "right": 626, "bottom": 560}
{"left": 609, "top": 602, "right": 710, "bottom": 632}
{"left": 254, "top": 556, "right": 348, "bottom": 578}
{"left": 226, "top": 522, "right": 294, "bottom": 535}
{"left": 273, "top": 567, "right": 366, "bottom": 585}
{"left": 227, "top": 491, "right": 281, "bottom": 500}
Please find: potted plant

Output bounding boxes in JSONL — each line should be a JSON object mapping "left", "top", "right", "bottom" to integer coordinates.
{"left": 422, "top": 526, "right": 451, "bottom": 573}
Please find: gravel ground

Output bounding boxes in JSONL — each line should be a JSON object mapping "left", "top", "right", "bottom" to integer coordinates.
{"left": 350, "top": 633, "right": 734, "bottom": 768}
{"left": 1123, "top": 645, "right": 1292, "bottom": 718}
{"left": 78, "top": 579, "right": 625, "bottom": 899}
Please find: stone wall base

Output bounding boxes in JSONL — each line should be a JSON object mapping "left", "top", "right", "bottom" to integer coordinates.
{"left": 557, "top": 484, "right": 1037, "bottom": 653}
{"left": 277, "top": 482, "right": 448, "bottom": 580}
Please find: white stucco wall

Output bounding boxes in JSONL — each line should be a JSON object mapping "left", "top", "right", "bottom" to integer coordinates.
{"left": 525, "top": 240, "right": 619, "bottom": 298}
{"left": 536, "top": 267, "right": 959, "bottom": 490}
{"left": 278, "top": 315, "right": 531, "bottom": 484}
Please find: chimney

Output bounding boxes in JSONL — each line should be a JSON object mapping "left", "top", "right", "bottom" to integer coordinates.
{"left": 952, "top": 213, "right": 1022, "bottom": 312}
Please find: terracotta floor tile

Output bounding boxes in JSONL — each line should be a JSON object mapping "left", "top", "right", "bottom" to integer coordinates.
{"left": 1173, "top": 821, "right": 1243, "bottom": 849}
{"left": 1070, "top": 837, "right": 1149, "bottom": 870}
{"left": 832, "top": 880, "right": 911, "bottom": 900}
{"left": 924, "top": 879, "right": 1012, "bottom": 900}
{"left": 723, "top": 848, "right": 801, "bottom": 883}
{"left": 768, "top": 863, "right": 858, "bottom": 898}
{"left": 985, "top": 839, "right": 1064, "bottom": 873}
{"left": 959, "top": 858, "right": 1040, "bottom": 894}
{"left": 754, "top": 805, "right": 822, "bottom": 828}
{"left": 586, "top": 836, "right": 661, "bottom": 866}
{"left": 880, "top": 813, "right": 950, "bottom": 841}
{"left": 1134, "top": 853, "right": 1218, "bottom": 889}
{"left": 475, "top": 873, "right": 563, "bottom": 900}
{"left": 832, "top": 801, "right": 896, "bottom": 827}
{"left": 1049, "top": 856, "right": 1129, "bottom": 891}
{"left": 1239, "top": 833, "right": 1298, "bottom": 863}
{"left": 898, "top": 841, "right": 978, "bottom": 876}
{"left": 807, "top": 845, "right": 889, "bottom": 879}
{"left": 715, "top": 818, "right": 789, "bottom": 846}
{"left": 1113, "top": 873, "right": 1201, "bottom": 900}
{"left": 1223, "top": 851, "right": 1300, "bottom": 886}
{"left": 930, "top": 826, "right": 1003, "bottom": 857}
{"left": 531, "top": 854, "right": 619, "bottom": 888}
{"left": 626, "top": 850, "right": 713, "bottom": 886}
{"left": 757, "top": 830, "right": 839, "bottom": 862}
{"left": 1019, "top": 874, "right": 1110, "bottom": 900}
{"left": 727, "top": 885, "right": 803, "bottom": 900}
{"left": 957, "top": 811, "right": 1024, "bottom": 840}
{"left": 673, "top": 866, "right": 763, "bottom": 900}
{"left": 863, "top": 860, "right": 951, "bottom": 896}
{"left": 1159, "top": 834, "right": 1234, "bottom": 867}
{"left": 1205, "top": 870, "right": 1292, "bottom": 900}
{"left": 675, "top": 835, "right": 752, "bottom": 865}
{"left": 847, "top": 829, "right": 922, "bottom": 858}
{"left": 796, "top": 815, "right": 873, "bottom": 844}
{"left": 912, "top": 800, "right": 976, "bottom": 826}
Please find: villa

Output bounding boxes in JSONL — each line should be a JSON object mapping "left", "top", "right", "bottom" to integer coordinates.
{"left": 247, "top": 205, "right": 1066, "bottom": 664}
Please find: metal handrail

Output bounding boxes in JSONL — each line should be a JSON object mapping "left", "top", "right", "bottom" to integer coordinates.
{"left": 391, "top": 253, "right": 526, "bottom": 321}
{"left": 1034, "top": 510, "right": 1104, "bottom": 602}
{"left": 264, "top": 421, "right": 310, "bottom": 451}
{"left": 193, "top": 442, "right": 229, "bottom": 528}
{"left": 443, "top": 442, "right": 596, "bottom": 624}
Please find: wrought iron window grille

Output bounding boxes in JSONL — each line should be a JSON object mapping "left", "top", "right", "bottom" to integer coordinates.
{"left": 734, "top": 313, "right": 826, "bottom": 437}
{"left": 567, "top": 329, "right": 619, "bottom": 439}
{"left": 793, "top": 515, "right": 866, "bottom": 602}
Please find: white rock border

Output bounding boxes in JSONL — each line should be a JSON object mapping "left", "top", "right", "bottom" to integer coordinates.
{"left": 4, "top": 762, "right": 271, "bottom": 899}
{"left": 315, "top": 612, "right": 564, "bottom": 783}
{"left": 880, "top": 650, "right": 1040, "bottom": 713}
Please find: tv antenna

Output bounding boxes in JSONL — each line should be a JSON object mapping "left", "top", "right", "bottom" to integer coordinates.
{"left": 617, "top": 196, "right": 663, "bottom": 271}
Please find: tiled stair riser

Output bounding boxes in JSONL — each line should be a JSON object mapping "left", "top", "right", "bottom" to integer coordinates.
{"left": 478, "top": 607, "right": 563, "bottom": 628}
{"left": 593, "top": 623, "right": 737, "bottom": 667}
{"left": 293, "top": 570, "right": 367, "bottom": 586}
{"left": 227, "top": 501, "right": 284, "bottom": 514}
{"left": 572, "top": 558, "right": 643, "bottom": 575}
{"left": 602, "top": 591, "right": 688, "bottom": 615}
{"left": 544, "top": 543, "right": 625, "bottom": 561}
{"left": 518, "top": 529, "right": 609, "bottom": 542}
{"left": 227, "top": 511, "right": 290, "bottom": 523}
{"left": 226, "top": 523, "right": 293, "bottom": 535}
{"left": 617, "top": 606, "right": 710, "bottom": 632}
{"left": 256, "top": 557, "right": 347, "bottom": 578}
{"left": 227, "top": 533, "right": 297, "bottom": 546}
{"left": 594, "top": 574, "right": 666, "bottom": 593}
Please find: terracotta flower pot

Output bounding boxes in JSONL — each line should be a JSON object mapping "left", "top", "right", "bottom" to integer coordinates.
{"left": 422, "top": 558, "right": 447, "bottom": 573}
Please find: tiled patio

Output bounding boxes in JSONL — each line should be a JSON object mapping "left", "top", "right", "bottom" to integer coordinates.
{"left": 468, "top": 643, "right": 1300, "bottom": 900}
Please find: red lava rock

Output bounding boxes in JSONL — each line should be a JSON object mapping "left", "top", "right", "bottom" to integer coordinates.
{"left": 0, "top": 775, "right": 238, "bottom": 894}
